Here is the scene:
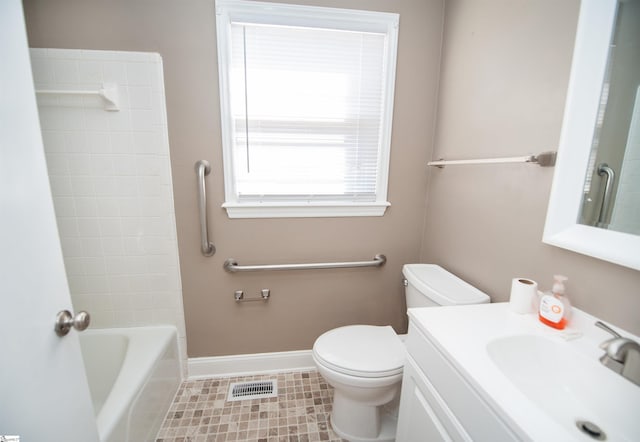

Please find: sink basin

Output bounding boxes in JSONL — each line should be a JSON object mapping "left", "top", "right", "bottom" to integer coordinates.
{"left": 487, "top": 334, "right": 640, "bottom": 441}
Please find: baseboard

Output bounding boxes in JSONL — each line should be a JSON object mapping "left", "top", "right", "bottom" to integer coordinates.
{"left": 188, "top": 349, "right": 315, "bottom": 380}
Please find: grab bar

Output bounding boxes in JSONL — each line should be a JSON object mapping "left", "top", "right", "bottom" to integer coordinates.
{"left": 224, "top": 254, "right": 386, "bottom": 273}
{"left": 596, "top": 163, "right": 615, "bottom": 228}
{"left": 195, "top": 160, "right": 215, "bottom": 256}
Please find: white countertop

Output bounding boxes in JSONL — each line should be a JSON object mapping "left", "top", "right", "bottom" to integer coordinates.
{"left": 407, "top": 302, "right": 640, "bottom": 441}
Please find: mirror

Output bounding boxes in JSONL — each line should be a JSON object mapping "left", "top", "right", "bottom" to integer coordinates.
{"left": 579, "top": 0, "right": 640, "bottom": 235}
{"left": 544, "top": 0, "right": 640, "bottom": 270}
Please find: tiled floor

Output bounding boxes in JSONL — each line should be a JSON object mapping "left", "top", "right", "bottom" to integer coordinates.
{"left": 156, "top": 370, "right": 347, "bottom": 442}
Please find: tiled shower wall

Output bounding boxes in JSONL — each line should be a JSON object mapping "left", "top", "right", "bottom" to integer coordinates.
{"left": 31, "top": 48, "right": 187, "bottom": 369}
{"left": 610, "top": 86, "right": 640, "bottom": 235}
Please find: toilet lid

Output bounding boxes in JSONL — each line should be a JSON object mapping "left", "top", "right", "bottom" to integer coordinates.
{"left": 313, "top": 325, "right": 405, "bottom": 378}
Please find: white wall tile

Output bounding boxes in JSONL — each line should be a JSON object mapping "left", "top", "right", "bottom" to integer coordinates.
{"left": 49, "top": 176, "right": 73, "bottom": 196}
{"left": 108, "top": 275, "right": 131, "bottom": 292}
{"left": 91, "top": 293, "right": 115, "bottom": 311}
{"left": 80, "top": 238, "right": 104, "bottom": 257}
{"left": 74, "top": 197, "right": 98, "bottom": 217}
{"left": 125, "top": 255, "right": 149, "bottom": 273}
{"left": 31, "top": 55, "right": 56, "bottom": 85}
{"left": 65, "top": 132, "right": 89, "bottom": 153}
{"left": 93, "top": 176, "right": 117, "bottom": 197}
{"left": 110, "top": 132, "right": 134, "bottom": 154}
{"left": 102, "top": 61, "right": 128, "bottom": 85}
{"left": 77, "top": 60, "right": 103, "bottom": 85}
{"left": 124, "top": 237, "right": 146, "bottom": 256}
{"left": 84, "top": 108, "right": 110, "bottom": 131}
{"left": 33, "top": 48, "right": 187, "bottom": 368}
{"left": 85, "top": 132, "right": 111, "bottom": 153}
{"left": 41, "top": 131, "right": 66, "bottom": 153}
{"left": 77, "top": 218, "right": 101, "bottom": 236}
{"left": 133, "top": 310, "right": 155, "bottom": 325}
{"left": 46, "top": 154, "right": 69, "bottom": 175}
{"left": 101, "top": 237, "right": 125, "bottom": 256}
{"left": 61, "top": 237, "right": 83, "bottom": 258}
{"left": 126, "top": 62, "right": 153, "bottom": 85}
{"left": 105, "top": 256, "right": 129, "bottom": 274}
{"left": 132, "top": 132, "right": 163, "bottom": 155}
{"left": 107, "top": 109, "right": 133, "bottom": 131}
{"left": 66, "top": 153, "right": 92, "bottom": 175}
{"left": 90, "top": 155, "right": 115, "bottom": 176}
{"left": 85, "top": 275, "right": 110, "bottom": 294}
{"left": 117, "top": 176, "right": 139, "bottom": 197}
{"left": 128, "top": 86, "right": 153, "bottom": 109}
{"left": 96, "top": 198, "right": 121, "bottom": 217}
{"left": 83, "top": 257, "right": 107, "bottom": 275}
{"left": 53, "top": 197, "right": 76, "bottom": 217}
{"left": 98, "top": 218, "right": 123, "bottom": 236}
{"left": 113, "top": 155, "right": 138, "bottom": 176}
{"left": 56, "top": 217, "right": 79, "bottom": 237}
{"left": 64, "top": 257, "right": 86, "bottom": 276}
{"left": 138, "top": 176, "right": 162, "bottom": 196}
{"left": 131, "top": 109, "right": 161, "bottom": 130}
{"left": 50, "top": 49, "right": 82, "bottom": 60}
{"left": 53, "top": 58, "right": 79, "bottom": 84}
{"left": 70, "top": 177, "right": 95, "bottom": 197}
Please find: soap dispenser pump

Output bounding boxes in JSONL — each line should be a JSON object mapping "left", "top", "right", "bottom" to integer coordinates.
{"left": 539, "top": 275, "right": 571, "bottom": 329}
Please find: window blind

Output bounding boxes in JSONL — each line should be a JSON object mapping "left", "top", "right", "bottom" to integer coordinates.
{"left": 228, "top": 22, "right": 388, "bottom": 201}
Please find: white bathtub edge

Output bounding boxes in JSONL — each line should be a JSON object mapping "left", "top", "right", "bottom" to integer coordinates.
{"left": 188, "top": 349, "right": 315, "bottom": 379}
{"left": 88, "top": 326, "right": 180, "bottom": 442}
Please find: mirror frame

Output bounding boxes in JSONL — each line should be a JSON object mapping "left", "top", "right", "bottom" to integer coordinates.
{"left": 543, "top": 0, "right": 640, "bottom": 271}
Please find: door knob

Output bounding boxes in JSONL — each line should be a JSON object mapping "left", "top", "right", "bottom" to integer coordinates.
{"left": 55, "top": 310, "right": 91, "bottom": 336}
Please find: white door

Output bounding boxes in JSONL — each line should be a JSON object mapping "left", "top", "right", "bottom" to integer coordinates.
{"left": 0, "top": 1, "right": 98, "bottom": 440}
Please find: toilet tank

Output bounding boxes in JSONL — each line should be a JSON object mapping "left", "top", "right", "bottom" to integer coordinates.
{"left": 402, "top": 264, "right": 490, "bottom": 308}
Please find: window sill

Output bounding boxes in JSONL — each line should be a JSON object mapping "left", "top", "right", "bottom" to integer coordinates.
{"left": 222, "top": 201, "right": 390, "bottom": 219}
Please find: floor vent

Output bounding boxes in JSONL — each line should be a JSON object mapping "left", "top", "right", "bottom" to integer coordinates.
{"left": 227, "top": 380, "right": 278, "bottom": 401}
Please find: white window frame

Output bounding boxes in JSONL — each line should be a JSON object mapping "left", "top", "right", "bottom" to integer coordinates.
{"left": 215, "top": 0, "right": 399, "bottom": 218}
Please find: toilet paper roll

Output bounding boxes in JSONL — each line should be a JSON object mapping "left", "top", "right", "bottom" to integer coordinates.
{"left": 509, "top": 278, "right": 538, "bottom": 314}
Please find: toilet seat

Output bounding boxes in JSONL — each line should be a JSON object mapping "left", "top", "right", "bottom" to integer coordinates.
{"left": 312, "top": 325, "right": 405, "bottom": 378}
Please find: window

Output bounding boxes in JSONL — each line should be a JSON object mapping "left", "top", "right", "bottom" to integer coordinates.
{"left": 215, "top": 0, "right": 399, "bottom": 218}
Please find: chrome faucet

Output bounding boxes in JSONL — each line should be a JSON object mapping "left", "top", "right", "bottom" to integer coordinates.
{"left": 595, "top": 321, "right": 640, "bottom": 387}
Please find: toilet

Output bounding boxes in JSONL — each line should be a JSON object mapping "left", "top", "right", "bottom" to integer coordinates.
{"left": 312, "top": 264, "right": 490, "bottom": 442}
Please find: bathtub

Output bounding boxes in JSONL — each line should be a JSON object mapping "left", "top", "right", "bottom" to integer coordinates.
{"left": 79, "top": 326, "right": 181, "bottom": 442}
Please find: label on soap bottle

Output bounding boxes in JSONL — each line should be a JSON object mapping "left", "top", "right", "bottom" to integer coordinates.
{"left": 539, "top": 295, "right": 564, "bottom": 324}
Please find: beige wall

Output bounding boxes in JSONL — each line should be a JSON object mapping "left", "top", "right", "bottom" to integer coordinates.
{"left": 25, "top": 0, "right": 640, "bottom": 357}
{"left": 422, "top": 0, "right": 640, "bottom": 335}
{"left": 24, "top": 0, "right": 445, "bottom": 356}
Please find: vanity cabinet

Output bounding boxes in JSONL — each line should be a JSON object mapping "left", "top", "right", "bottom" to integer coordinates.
{"left": 396, "top": 322, "right": 520, "bottom": 442}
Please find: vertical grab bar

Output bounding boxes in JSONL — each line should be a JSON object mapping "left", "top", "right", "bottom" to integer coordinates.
{"left": 596, "top": 163, "right": 615, "bottom": 228}
{"left": 195, "top": 160, "right": 216, "bottom": 256}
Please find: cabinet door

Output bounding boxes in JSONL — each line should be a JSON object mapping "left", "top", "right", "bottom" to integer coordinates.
{"left": 396, "top": 357, "right": 471, "bottom": 442}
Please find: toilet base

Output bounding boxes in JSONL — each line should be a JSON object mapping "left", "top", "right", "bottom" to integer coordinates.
{"left": 330, "top": 393, "right": 399, "bottom": 442}
{"left": 330, "top": 406, "right": 397, "bottom": 442}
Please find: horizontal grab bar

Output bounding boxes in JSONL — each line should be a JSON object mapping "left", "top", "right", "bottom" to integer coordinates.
{"left": 224, "top": 254, "right": 386, "bottom": 273}
{"left": 427, "top": 151, "right": 556, "bottom": 168}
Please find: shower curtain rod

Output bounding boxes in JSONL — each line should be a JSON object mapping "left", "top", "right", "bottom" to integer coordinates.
{"left": 35, "top": 83, "right": 120, "bottom": 111}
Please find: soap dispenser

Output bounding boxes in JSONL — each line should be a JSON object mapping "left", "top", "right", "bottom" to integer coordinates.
{"left": 538, "top": 275, "right": 571, "bottom": 329}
